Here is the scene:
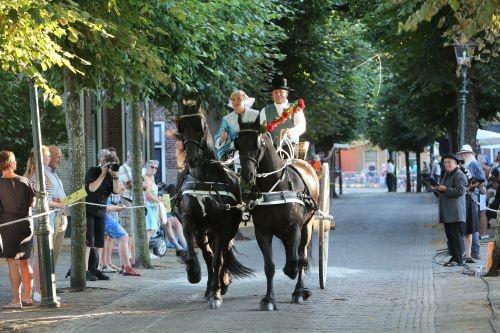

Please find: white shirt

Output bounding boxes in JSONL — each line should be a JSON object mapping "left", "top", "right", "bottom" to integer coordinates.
{"left": 259, "top": 100, "right": 306, "bottom": 143}
{"left": 118, "top": 162, "right": 133, "bottom": 200}
{"left": 44, "top": 165, "right": 66, "bottom": 200}
{"left": 386, "top": 162, "right": 395, "bottom": 174}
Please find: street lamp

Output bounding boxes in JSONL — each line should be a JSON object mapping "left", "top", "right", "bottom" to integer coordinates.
{"left": 453, "top": 39, "right": 477, "bottom": 149}
{"left": 29, "top": 81, "right": 60, "bottom": 308}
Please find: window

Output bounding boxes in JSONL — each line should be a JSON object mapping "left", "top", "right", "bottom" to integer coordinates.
{"left": 154, "top": 121, "right": 166, "bottom": 183}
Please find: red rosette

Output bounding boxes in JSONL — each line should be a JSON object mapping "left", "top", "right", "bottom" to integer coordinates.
{"left": 297, "top": 98, "right": 305, "bottom": 110}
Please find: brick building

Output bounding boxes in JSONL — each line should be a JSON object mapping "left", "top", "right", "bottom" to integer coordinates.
{"left": 58, "top": 91, "right": 180, "bottom": 195}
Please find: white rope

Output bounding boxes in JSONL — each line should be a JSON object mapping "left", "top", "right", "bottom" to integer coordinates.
{"left": 0, "top": 201, "right": 159, "bottom": 229}
{"left": 468, "top": 190, "right": 500, "bottom": 213}
{"left": 257, "top": 136, "right": 294, "bottom": 178}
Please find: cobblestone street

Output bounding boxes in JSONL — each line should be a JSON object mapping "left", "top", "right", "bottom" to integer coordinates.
{"left": 1, "top": 190, "right": 498, "bottom": 332}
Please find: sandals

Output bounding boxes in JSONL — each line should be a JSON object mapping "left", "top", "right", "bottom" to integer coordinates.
{"left": 21, "top": 299, "right": 33, "bottom": 306}
{"left": 122, "top": 267, "right": 141, "bottom": 276}
{"left": 2, "top": 302, "right": 22, "bottom": 309}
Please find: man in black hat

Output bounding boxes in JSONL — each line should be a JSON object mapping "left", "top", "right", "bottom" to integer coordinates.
{"left": 260, "top": 76, "right": 306, "bottom": 147}
{"left": 432, "top": 153, "right": 467, "bottom": 267}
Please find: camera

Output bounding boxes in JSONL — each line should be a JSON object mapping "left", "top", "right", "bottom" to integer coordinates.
{"left": 103, "top": 162, "right": 120, "bottom": 172}
{"left": 101, "top": 154, "right": 120, "bottom": 172}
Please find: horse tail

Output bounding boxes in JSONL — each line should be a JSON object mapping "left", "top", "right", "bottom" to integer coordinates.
{"left": 224, "top": 245, "right": 254, "bottom": 279}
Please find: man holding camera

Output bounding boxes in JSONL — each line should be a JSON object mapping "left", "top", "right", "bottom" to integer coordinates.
{"left": 84, "top": 149, "right": 123, "bottom": 281}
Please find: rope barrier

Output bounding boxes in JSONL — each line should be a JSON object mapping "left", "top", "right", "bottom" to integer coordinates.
{"left": 0, "top": 200, "right": 159, "bottom": 229}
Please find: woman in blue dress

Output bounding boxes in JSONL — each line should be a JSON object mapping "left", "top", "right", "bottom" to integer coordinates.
{"left": 143, "top": 160, "right": 161, "bottom": 259}
{"left": 214, "top": 90, "right": 260, "bottom": 164}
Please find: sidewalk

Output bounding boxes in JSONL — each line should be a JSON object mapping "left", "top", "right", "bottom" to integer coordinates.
{"left": 0, "top": 226, "right": 256, "bottom": 332}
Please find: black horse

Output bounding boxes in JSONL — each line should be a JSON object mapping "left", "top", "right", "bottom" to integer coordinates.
{"left": 236, "top": 115, "right": 318, "bottom": 311}
{"left": 176, "top": 103, "right": 252, "bottom": 309}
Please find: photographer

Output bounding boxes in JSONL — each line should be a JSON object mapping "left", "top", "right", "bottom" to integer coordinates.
{"left": 84, "top": 149, "right": 123, "bottom": 281}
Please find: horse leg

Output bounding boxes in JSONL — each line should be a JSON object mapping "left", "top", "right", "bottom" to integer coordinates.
{"left": 283, "top": 226, "right": 300, "bottom": 280}
{"left": 195, "top": 232, "right": 213, "bottom": 300}
{"left": 182, "top": 215, "right": 201, "bottom": 284}
{"left": 255, "top": 228, "right": 277, "bottom": 311}
{"left": 292, "top": 222, "right": 313, "bottom": 303}
{"left": 209, "top": 236, "right": 224, "bottom": 309}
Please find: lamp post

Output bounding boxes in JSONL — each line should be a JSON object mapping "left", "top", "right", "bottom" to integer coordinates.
{"left": 453, "top": 40, "right": 477, "bottom": 149}
{"left": 29, "top": 80, "right": 60, "bottom": 308}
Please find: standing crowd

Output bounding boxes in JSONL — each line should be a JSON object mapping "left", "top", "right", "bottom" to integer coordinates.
{"left": 432, "top": 144, "right": 490, "bottom": 267}
{"left": 0, "top": 146, "right": 187, "bottom": 308}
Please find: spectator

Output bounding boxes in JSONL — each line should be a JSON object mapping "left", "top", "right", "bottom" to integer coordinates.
{"left": 431, "top": 155, "right": 442, "bottom": 184}
{"left": 143, "top": 160, "right": 161, "bottom": 259}
{"left": 309, "top": 154, "right": 322, "bottom": 177}
{"left": 117, "top": 151, "right": 137, "bottom": 266}
{"left": 457, "top": 144, "right": 485, "bottom": 262}
{"left": 432, "top": 153, "right": 467, "bottom": 267}
{"left": 46, "top": 146, "right": 68, "bottom": 265}
{"left": 24, "top": 146, "right": 65, "bottom": 302}
{"left": 421, "top": 161, "right": 431, "bottom": 190}
{"left": 84, "top": 149, "right": 123, "bottom": 281}
{"left": 386, "top": 159, "right": 395, "bottom": 192}
{"left": 0, "top": 150, "right": 35, "bottom": 309}
{"left": 101, "top": 195, "right": 141, "bottom": 276}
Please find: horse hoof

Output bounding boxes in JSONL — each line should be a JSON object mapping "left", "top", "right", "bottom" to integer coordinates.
{"left": 259, "top": 300, "right": 277, "bottom": 311}
{"left": 186, "top": 265, "right": 201, "bottom": 284}
{"left": 292, "top": 295, "right": 304, "bottom": 304}
{"left": 209, "top": 298, "right": 222, "bottom": 309}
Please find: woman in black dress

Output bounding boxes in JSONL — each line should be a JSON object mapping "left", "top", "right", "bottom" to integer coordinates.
{"left": 0, "top": 151, "right": 35, "bottom": 309}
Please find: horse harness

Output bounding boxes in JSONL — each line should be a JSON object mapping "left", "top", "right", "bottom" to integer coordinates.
{"left": 245, "top": 164, "right": 317, "bottom": 211}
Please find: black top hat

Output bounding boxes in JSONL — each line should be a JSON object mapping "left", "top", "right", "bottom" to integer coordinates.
{"left": 263, "top": 75, "right": 293, "bottom": 92}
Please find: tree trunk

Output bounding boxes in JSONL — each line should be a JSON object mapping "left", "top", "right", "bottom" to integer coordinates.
{"left": 416, "top": 150, "right": 422, "bottom": 193}
{"left": 131, "top": 94, "right": 152, "bottom": 269}
{"left": 404, "top": 151, "right": 411, "bottom": 192}
{"left": 63, "top": 69, "right": 86, "bottom": 291}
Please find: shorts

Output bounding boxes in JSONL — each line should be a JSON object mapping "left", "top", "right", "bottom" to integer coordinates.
{"left": 105, "top": 215, "right": 128, "bottom": 239}
{"left": 86, "top": 214, "right": 105, "bottom": 248}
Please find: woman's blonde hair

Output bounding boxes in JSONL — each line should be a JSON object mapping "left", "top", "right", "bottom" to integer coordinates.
{"left": 24, "top": 145, "right": 50, "bottom": 179}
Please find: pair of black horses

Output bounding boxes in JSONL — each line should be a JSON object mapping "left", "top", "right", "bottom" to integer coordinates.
{"left": 176, "top": 105, "right": 317, "bottom": 310}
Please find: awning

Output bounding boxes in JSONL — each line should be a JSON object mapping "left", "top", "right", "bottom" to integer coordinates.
{"left": 477, "top": 129, "right": 500, "bottom": 145}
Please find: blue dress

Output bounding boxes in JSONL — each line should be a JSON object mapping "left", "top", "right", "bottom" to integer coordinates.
{"left": 145, "top": 183, "right": 159, "bottom": 231}
{"left": 214, "top": 108, "right": 260, "bottom": 160}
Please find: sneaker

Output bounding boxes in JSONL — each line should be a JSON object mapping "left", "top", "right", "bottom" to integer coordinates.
{"left": 102, "top": 266, "right": 117, "bottom": 273}
{"left": 95, "top": 270, "right": 110, "bottom": 281}
{"left": 86, "top": 271, "right": 97, "bottom": 281}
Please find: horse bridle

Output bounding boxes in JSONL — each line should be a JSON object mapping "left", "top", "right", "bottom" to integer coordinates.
{"left": 178, "top": 113, "right": 206, "bottom": 151}
{"left": 237, "top": 129, "right": 272, "bottom": 186}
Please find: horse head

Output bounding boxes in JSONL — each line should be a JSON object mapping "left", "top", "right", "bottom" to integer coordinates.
{"left": 177, "top": 100, "right": 210, "bottom": 169}
{"left": 237, "top": 114, "right": 270, "bottom": 188}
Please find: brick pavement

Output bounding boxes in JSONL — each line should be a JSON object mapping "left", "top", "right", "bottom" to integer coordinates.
{"left": 0, "top": 191, "right": 499, "bottom": 332}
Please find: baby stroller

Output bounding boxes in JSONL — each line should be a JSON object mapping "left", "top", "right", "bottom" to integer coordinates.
{"left": 149, "top": 182, "right": 178, "bottom": 257}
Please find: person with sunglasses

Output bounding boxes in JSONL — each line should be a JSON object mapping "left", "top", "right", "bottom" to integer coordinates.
{"left": 143, "top": 160, "right": 161, "bottom": 259}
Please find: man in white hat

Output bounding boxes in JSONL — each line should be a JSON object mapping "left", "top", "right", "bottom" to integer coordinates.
{"left": 457, "top": 144, "right": 485, "bottom": 262}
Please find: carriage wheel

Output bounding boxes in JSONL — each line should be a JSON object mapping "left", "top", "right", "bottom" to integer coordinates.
{"left": 318, "top": 163, "right": 331, "bottom": 289}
